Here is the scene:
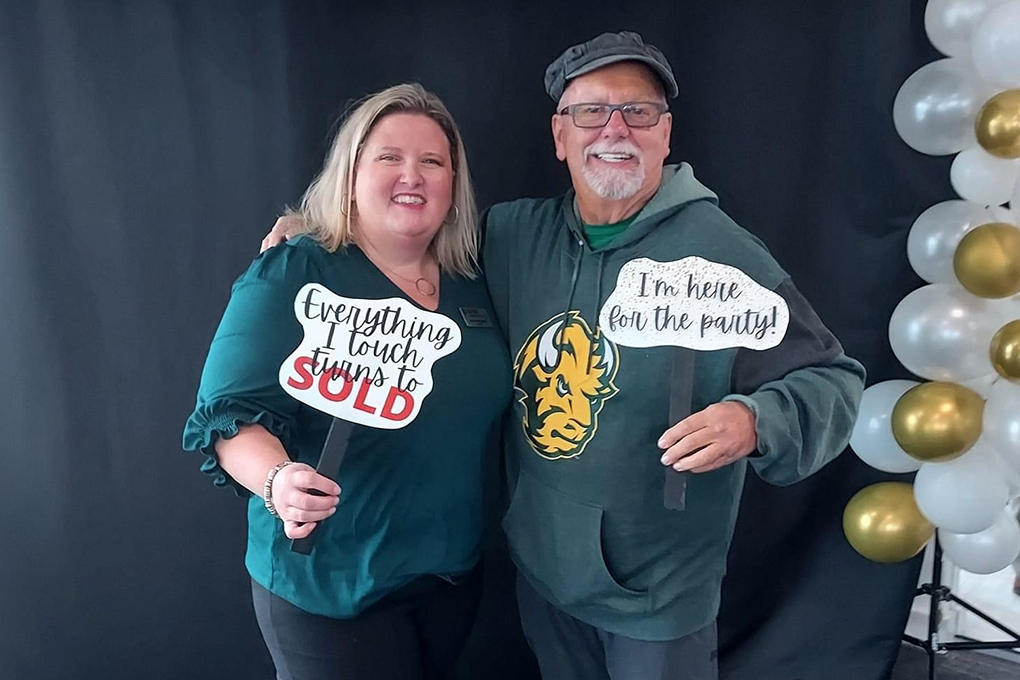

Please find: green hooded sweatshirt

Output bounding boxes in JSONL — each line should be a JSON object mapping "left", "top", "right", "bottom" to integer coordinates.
{"left": 483, "top": 163, "right": 865, "bottom": 641}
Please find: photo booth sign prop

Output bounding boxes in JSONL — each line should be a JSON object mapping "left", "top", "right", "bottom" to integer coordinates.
{"left": 599, "top": 257, "right": 790, "bottom": 350}
{"left": 279, "top": 283, "right": 462, "bottom": 428}
{"left": 599, "top": 256, "right": 790, "bottom": 512}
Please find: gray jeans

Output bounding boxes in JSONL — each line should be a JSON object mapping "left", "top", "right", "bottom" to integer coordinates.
{"left": 516, "top": 573, "right": 718, "bottom": 680}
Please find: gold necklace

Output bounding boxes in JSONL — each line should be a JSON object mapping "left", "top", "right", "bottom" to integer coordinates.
{"left": 371, "top": 257, "right": 437, "bottom": 297}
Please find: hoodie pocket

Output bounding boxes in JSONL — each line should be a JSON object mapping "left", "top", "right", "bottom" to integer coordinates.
{"left": 502, "top": 469, "right": 649, "bottom": 613}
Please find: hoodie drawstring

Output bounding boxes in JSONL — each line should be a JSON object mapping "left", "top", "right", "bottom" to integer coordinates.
{"left": 557, "top": 236, "right": 585, "bottom": 357}
{"left": 587, "top": 252, "right": 607, "bottom": 373}
{"left": 557, "top": 238, "right": 609, "bottom": 374}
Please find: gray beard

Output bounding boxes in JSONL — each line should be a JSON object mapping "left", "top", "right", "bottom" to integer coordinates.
{"left": 581, "top": 162, "right": 644, "bottom": 200}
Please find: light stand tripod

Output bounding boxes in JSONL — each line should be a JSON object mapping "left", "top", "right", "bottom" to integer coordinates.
{"left": 902, "top": 536, "right": 1020, "bottom": 680}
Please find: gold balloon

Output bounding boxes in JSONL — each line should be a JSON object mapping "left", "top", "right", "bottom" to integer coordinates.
{"left": 953, "top": 223, "right": 1020, "bottom": 298}
{"left": 843, "top": 482, "right": 934, "bottom": 563}
{"left": 976, "top": 90, "right": 1020, "bottom": 159}
{"left": 891, "top": 382, "right": 984, "bottom": 462}
{"left": 990, "top": 319, "right": 1020, "bottom": 382}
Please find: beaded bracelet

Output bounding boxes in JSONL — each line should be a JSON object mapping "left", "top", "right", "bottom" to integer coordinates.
{"left": 263, "top": 460, "right": 295, "bottom": 518}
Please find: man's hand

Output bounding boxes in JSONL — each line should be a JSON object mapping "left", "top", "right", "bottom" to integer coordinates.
{"left": 658, "top": 401, "right": 758, "bottom": 473}
{"left": 260, "top": 215, "right": 303, "bottom": 254}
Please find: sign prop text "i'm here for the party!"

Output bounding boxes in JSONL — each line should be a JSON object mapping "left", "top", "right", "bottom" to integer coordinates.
{"left": 599, "top": 257, "right": 790, "bottom": 351}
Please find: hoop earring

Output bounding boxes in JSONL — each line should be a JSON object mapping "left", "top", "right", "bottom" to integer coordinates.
{"left": 339, "top": 194, "right": 351, "bottom": 217}
{"left": 447, "top": 205, "right": 460, "bottom": 224}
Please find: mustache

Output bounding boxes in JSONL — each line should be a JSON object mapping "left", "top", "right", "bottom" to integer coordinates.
{"left": 584, "top": 141, "right": 643, "bottom": 160}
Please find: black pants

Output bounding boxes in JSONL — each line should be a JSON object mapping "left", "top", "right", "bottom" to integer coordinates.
{"left": 516, "top": 573, "right": 718, "bottom": 680}
{"left": 252, "top": 565, "right": 482, "bottom": 680}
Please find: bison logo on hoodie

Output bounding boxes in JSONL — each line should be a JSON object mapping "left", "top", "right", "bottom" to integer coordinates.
{"left": 513, "top": 312, "right": 620, "bottom": 459}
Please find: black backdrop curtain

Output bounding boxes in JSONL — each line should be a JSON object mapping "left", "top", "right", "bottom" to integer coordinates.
{"left": 0, "top": 1, "right": 945, "bottom": 678}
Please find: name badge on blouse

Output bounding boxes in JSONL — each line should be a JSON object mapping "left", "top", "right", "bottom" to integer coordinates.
{"left": 459, "top": 307, "right": 492, "bottom": 328}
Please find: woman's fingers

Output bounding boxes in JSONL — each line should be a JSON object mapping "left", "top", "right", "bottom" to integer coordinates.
{"left": 290, "top": 468, "right": 341, "bottom": 498}
{"left": 283, "top": 520, "right": 317, "bottom": 540}
{"left": 269, "top": 463, "right": 341, "bottom": 527}
{"left": 284, "top": 505, "right": 337, "bottom": 524}
{"left": 274, "top": 466, "right": 340, "bottom": 508}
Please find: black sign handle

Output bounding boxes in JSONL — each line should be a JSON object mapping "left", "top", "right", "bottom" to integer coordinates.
{"left": 665, "top": 348, "right": 695, "bottom": 511}
{"left": 290, "top": 417, "right": 355, "bottom": 555}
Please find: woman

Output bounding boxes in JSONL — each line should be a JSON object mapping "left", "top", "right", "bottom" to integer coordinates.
{"left": 183, "top": 83, "right": 511, "bottom": 680}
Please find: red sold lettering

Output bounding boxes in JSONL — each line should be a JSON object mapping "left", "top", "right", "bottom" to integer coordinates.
{"left": 353, "top": 380, "right": 377, "bottom": 414}
{"left": 318, "top": 368, "right": 353, "bottom": 402}
{"left": 381, "top": 387, "right": 414, "bottom": 421}
{"left": 286, "top": 356, "right": 315, "bottom": 390}
{"left": 292, "top": 355, "right": 416, "bottom": 423}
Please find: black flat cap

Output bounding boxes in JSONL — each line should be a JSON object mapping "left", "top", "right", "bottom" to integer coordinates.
{"left": 544, "top": 31, "right": 678, "bottom": 102}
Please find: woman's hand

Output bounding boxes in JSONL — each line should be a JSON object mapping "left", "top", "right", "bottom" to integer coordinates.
{"left": 213, "top": 426, "right": 340, "bottom": 539}
{"left": 271, "top": 463, "right": 341, "bottom": 539}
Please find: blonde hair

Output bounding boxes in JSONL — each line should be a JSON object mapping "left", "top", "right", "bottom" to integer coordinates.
{"left": 293, "top": 83, "right": 479, "bottom": 277}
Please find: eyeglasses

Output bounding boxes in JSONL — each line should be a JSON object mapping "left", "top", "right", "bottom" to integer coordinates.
{"left": 557, "top": 101, "right": 669, "bottom": 128}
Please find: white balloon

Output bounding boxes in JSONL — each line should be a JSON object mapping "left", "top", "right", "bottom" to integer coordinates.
{"left": 907, "top": 200, "right": 999, "bottom": 283}
{"left": 983, "top": 380, "right": 1020, "bottom": 477}
{"left": 1013, "top": 172, "right": 1020, "bottom": 221}
{"left": 940, "top": 508, "right": 1020, "bottom": 573}
{"left": 850, "top": 380, "right": 923, "bottom": 473}
{"left": 893, "top": 58, "right": 996, "bottom": 155}
{"left": 889, "top": 284, "right": 1000, "bottom": 380}
{"left": 989, "top": 445, "right": 1020, "bottom": 495}
{"left": 989, "top": 204, "right": 1016, "bottom": 223}
{"left": 926, "top": 0, "right": 1008, "bottom": 56}
{"left": 971, "top": 0, "right": 1020, "bottom": 86}
{"left": 958, "top": 372, "right": 1001, "bottom": 396}
{"left": 914, "top": 442, "right": 1010, "bottom": 533}
{"left": 950, "top": 147, "right": 1020, "bottom": 205}
{"left": 989, "top": 294, "right": 1020, "bottom": 324}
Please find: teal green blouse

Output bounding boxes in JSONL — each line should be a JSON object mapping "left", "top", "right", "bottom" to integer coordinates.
{"left": 183, "top": 236, "right": 511, "bottom": 618}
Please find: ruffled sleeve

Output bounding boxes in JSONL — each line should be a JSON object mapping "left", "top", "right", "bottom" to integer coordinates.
{"left": 182, "top": 240, "right": 323, "bottom": 496}
{"left": 183, "top": 397, "right": 294, "bottom": 495}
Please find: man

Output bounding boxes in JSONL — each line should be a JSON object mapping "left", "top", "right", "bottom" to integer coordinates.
{"left": 264, "top": 31, "right": 864, "bottom": 680}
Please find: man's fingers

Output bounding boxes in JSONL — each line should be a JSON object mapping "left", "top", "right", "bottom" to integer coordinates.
{"left": 260, "top": 234, "right": 285, "bottom": 253}
{"left": 273, "top": 215, "right": 302, "bottom": 233}
{"left": 270, "top": 216, "right": 302, "bottom": 241}
{"left": 661, "top": 427, "right": 717, "bottom": 466}
{"left": 674, "top": 444, "right": 727, "bottom": 473}
{"left": 658, "top": 410, "right": 710, "bottom": 449}
{"left": 260, "top": 215, "right": 302, "bottom": 253}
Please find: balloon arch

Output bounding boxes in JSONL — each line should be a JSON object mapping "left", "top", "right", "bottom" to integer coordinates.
{"left": 844, "top": 0, "right": 1020, "bottom": 577}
